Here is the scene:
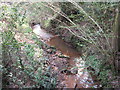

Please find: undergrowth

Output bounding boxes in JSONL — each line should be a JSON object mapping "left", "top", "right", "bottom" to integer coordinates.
{"left": 1, "top": 4, "right": 56, "bottom": 88}
{"left": 0, "top": 2, "right": 119, "bottom": 88}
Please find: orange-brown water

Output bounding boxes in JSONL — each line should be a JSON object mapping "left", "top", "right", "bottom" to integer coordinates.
{"left": 46, "top": 36, "right": 81, "bottom": 67}
{"left": 31, "top": 24, "right": 100, "bottom": 88}
{"left": 47, "top": 36, "right": 81, "bottom": 58}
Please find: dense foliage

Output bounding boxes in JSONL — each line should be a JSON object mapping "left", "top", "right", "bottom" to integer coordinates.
{"left": 0, "top": 2, "right": 119, "bottom": 88}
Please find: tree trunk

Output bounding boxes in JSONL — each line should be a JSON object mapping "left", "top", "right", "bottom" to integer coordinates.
{"left": 113, "top": 5, "right": 120, "bottom": 72}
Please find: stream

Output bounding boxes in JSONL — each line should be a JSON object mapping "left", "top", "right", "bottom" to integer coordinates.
{"left": 30, "top": 23, "right": 101, "bottom": 88}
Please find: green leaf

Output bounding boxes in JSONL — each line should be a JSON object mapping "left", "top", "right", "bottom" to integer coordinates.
{"left": 23, "top": 27, "right": 32, "bottom": 33}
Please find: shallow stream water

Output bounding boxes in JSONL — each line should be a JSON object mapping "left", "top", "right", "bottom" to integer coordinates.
{"left": 32, "top": 24, "right": 101, "bottom": 88}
